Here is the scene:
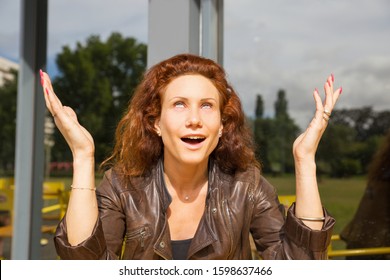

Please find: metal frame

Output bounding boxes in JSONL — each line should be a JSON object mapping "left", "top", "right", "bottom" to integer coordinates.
{"left": 147, "top": 0, "right": 223, "bottom": 67}
{"left": 12, "top": 0, "right": 47, "bottom": 259}
{"left": 12, "top": 0, "right": 223, "bottom": 259}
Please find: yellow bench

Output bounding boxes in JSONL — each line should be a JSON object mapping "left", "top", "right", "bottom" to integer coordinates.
{"left": 0, "top": 181, "right": 68, "bottom": 237}
{"left": 0, "top": 178, "right": 14, "bottom": 190}
{"left": 42, "top": 181, "right": 68, "bottom": 220}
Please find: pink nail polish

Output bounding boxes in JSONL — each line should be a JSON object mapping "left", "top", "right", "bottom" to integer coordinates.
{"left": 339, "top": 87, "right": 343, "bottom": 94}
{"left": 39, "top": 69, "right": 44, "bottom": 86}
{"left": 45, "top": 88, "right": 49, "bottom": 95}
{"left": 331, "top": 73, "right": 334, "bottom": 82}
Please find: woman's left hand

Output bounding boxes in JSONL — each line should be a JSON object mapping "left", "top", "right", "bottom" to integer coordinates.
{"left": 293, "top": 74, "right": 342, "bottom": 163}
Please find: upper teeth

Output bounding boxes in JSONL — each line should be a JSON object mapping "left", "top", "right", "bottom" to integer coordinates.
{"left": 188, "top": 136, "right": 204, "bottom": 139}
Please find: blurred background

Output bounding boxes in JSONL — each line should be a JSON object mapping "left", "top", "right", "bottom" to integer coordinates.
{"left": 1, "top": 0, "right": 389, "bottom": 259}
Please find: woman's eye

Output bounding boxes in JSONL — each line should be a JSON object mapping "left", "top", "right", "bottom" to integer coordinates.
{"left": 174, "top": 101, "right": 185, "bottom": 108}
{"left": 201, "top": 103, "right": 212, "bottom": 109}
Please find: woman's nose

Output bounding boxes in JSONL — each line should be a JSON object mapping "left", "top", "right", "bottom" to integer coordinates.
{"left": 185, "top": 110, "right": 202, "bottom": 127}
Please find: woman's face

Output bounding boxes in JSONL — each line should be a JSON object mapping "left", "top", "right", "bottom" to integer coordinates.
{"left": 155, "top": 74, "right": 223, "bottom": 167}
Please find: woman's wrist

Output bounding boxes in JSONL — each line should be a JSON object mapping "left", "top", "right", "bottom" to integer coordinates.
{"left": 294, "top": 159, "right": 316, "bottom": 176}
{"left": 73, "top": 154, "right": 95, "bottom": 165}
{"left": 72, "top": 145, "right": 95, "bottom": 160}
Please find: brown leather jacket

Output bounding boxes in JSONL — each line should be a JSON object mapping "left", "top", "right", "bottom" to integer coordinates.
{"left": 54, "top": 159, "right": 335, "bottom": 259}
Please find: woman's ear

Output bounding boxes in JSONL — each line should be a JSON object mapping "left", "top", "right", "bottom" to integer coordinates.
{"left": 154, "top": 120, "right": 161, "bottom": 137}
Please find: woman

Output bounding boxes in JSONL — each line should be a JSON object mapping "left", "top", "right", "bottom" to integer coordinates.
{"left": 40, "top": 54, "right": 341, "bottom": 260}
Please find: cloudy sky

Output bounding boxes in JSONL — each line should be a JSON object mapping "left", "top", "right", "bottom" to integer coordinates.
{"left": 1, "top": 0, "right": 389, "bottom": 129}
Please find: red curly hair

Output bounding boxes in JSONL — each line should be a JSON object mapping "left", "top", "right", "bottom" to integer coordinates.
{"left": 102, "top": 54, "right": 259, "bottom": 177}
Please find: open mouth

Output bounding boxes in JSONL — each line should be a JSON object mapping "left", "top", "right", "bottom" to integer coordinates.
{"left": 181, "top": 136, "right": 206, "bottom": 145}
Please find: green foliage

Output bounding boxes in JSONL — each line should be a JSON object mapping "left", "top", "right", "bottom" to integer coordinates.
{"left": 331, "top": 107, "right": 390, "bottom": 141}
{"left": 255, "top": 94, "right": 264, "bottom": 118}
{"left": 253, "top": 117, "right": 272, "bottom": 172}
{"left": 274, "top": 89, "right": 288, "bottom": 119}
{"left": 52, "top": 32, "right": 147, "bottom": 163}
{"left": 0, "top": 70, "right": 17, "bottom": 174}
{"left": 254, "top": 94, "right": 388, "bottom": 177}
{"left": 317, "top": 107, "right": 389, "bottom": 177}
{"left": 254, "top": 90, "right": 300, "bottom": 174}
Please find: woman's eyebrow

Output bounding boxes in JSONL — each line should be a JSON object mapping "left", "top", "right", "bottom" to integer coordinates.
{"left": 167, "top": 97, "right": 217, "bottom": 102}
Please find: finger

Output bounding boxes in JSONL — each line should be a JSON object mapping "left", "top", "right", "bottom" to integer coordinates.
{"left": 313, "top": 88, "right": 327, "bottom": 125}
{"left": 332, "top": 86, "right": 343, "bottom": 107}
{"left": 40, "top": 71, "right": 64, "bottom": 116}
{"left": 45, "top": 86, "right": 64, "bottom": 118}
{"left": 40, "top": 70, "right": 54, "bottom": 113}
{"left": 327, "top": 74, "right": 343, "bottom": 107}
{"left": 329, "top": 73, "right": 334, "bottom": 92}
{"left": 323, "top": 76, "right": 334, "bottom": 114}
{"left": 40, "top": 70, "right": 55, "bottom": 93}
{"left": 324, "top": 75, "right": 333, "bottom": 94}
{"left": 42, "top": 87, "right": 54, "bottom": 115}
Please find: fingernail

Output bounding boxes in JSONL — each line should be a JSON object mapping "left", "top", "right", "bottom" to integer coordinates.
{"left": 39, "top": 69, "right": 44, "bottom": 86}
{"left": 45, "top": 88, "right": 49, "bottom": 95}
{"left": 331, "top": 73, "right": 334, "bottom": 82}
{"left": 314, "top": 88, "right": 318, "bottom": 93}
{"left": 339, "top": 86, "right": 343, "bottom": 94}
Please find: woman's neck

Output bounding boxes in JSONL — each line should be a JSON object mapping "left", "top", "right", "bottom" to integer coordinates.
{"left": 163, "top": 158, "right": 208, "bottom": 199}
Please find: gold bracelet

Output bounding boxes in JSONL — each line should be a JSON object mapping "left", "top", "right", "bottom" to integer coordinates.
{"left": 71, "top": 185, "right": 96, "bottom": 191}
{"left": 298, "top": 216, "right": 325, "bottom": 221}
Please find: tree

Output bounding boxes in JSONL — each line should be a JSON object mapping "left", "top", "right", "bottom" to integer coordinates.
{"left": 327, "top": 107, "right": 390, "bottom": 176}
{"left": 253, "top": 117, "right": 272, "bottom": 172}
{"left": 253, "top": 90, "right": 299, "bottom": 174}
{"left": 255, "top": 94, "right": 264, "bottom": 119}
{"left": 317, "top": 124, "right": 361, "bottom": 177}
{"left": 274, "top": 89, "right": 288, "bottom": 120}
{"left": 331, "top": 107, "right": 390, "bottom": 141}
{"left": 271, "top": 89, "right": 300, "bottom": 173}
{"left": 253, "top": 94, "right": 271, "bottom": 171}
{"left": 0, "top": 70, "right": 17, "bottom": 174}
{"left": 52, "top": 32, "right": 147, "bottom": 164}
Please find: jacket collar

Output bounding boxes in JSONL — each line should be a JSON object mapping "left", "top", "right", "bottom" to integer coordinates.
{"left": 153, "top": 157, "right": 219, "bottom": 259}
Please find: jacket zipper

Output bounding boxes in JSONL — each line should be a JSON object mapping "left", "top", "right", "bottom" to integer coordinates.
{"left": 126, "top": 226, "right": 148, "bottom": 248}
{"left": 140, "top": 229, "right": 146, "bottom": 248}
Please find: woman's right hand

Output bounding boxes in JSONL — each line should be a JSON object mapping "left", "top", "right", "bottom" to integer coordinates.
{"left": 40, "top": 70, "right": 95, "bottom": 159}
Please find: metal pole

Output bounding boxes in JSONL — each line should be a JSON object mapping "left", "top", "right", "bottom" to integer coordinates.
{"left": 12, "top": 0, "right": 47, "bottom": 259}
{"left": 200, "top": 0, "right": 224, "bottom": 64}
{"left": 147, "top": 0, "right": 201, "bottom": 68}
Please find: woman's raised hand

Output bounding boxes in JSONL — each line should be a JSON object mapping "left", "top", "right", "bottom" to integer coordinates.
{"left": 40, "top": 70, "right": 94, "bottom": 160}
{"left": 293, "top": 74, "right": 342, "bottom": 163}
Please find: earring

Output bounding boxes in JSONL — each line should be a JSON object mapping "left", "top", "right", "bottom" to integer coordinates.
{"left": 157, "top": 131, "right": 161, "bottom": 137}
{"left": 219, "top": 130, "right": 222, "bottom": 137}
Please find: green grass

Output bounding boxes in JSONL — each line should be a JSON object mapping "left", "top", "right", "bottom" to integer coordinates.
{"left": 266, "top": 175, "right": 367, "bottom": 235}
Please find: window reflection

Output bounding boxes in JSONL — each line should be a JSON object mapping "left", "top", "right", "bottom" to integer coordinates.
{"left": 224, "top": 0, "right": 390, "bottom": 258}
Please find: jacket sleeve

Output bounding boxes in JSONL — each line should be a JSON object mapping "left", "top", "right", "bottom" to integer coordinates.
{"left": 54, "top": 170, "right": 126, "bottom": 260}
{"left": 250, "top": 176, "right": 335, "bottom": 260}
